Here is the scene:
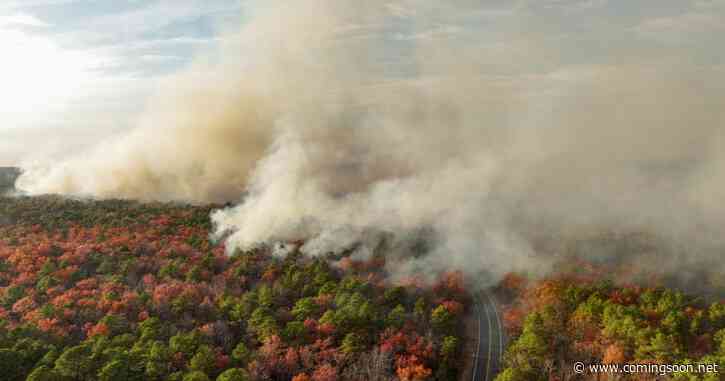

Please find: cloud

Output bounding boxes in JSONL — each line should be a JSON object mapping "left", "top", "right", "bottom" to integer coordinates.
{"left": 0, "top": 0, "right": 77, "bottom": 11}
{"left": 635, "top": 1, "right": 725, "bottom": 43}
{"left": 694, "top": 0, "right": 725, "bottom": 10}
{"left": 0, "top": 27, "right": 112, "bottom": 126}
{"left": 527, "top": 0, "right": 608, "bottom": 11}
{"left": 636, "top": 12, "right": 724, "bottom": 40}
{"left": 0, "top": 0, "right": 241, "bottom": 164}
{"left": 393, "top": 24, "right": 462, "bottom": 41}
{"left": 0, "top": 13, "right": 50, "bottom": 27}
{"left": 385, "top": 2, "right": 416, "bottom": 19}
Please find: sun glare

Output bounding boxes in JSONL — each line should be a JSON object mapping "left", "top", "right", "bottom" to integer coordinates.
{"left": 0, "top": 29, "right": 96, "bottom": 127}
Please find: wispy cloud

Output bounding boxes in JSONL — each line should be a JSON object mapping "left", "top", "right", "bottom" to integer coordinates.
{"left": 0, "top": 13, "right": 50, "bottom": 27}
{"left": 0, "top": 0, "right": 78, "bottom": 11}
{"left": 394, "top": 24, "right": 462, "bottom": 41}
{"left": 635, "top": 10, "right": 725, "bottom": 43}
{"left": 385, "top": 2, "right": 416, "bottom": 19}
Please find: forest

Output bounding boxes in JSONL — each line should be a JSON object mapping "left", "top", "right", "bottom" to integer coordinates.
{"left": 1, "top": 196, "right": 724, "bottom": 380}
{"left": 496, "top": 270, "right": 725, "bottom": 381}
{"left": 0, "top": 196, "right": 467, "bottom": 381}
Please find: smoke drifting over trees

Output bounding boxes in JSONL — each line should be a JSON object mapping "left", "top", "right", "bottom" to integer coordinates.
{"left": 0, "top": 167, "right": 21, "bottom": 195}
{"left": 17, "top": 1, "right": 725, "bottom": 285}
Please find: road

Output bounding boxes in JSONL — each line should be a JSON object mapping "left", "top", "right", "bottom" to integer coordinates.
{"left": 471, "top": 290, "right": 505, "bottom": 381}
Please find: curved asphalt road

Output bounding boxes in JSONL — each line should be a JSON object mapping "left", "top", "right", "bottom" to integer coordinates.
{"left": 471, "top": 290, "right": 505, "bottom": 381}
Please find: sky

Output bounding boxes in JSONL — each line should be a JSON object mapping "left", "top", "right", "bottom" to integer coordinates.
{"left": 0, "top": 0, "right": 244, "bottom": 165}
{"left": 0, "top": 0, "right": 724, "bottom": 166}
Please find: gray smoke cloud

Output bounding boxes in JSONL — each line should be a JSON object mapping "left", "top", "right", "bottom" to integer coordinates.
{"left": 18, "top": 0, "right": 725, "bottom": 286}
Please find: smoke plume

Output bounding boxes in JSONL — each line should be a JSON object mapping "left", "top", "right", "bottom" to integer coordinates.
{"left": 18, "top": 1, "right": 725, "bottom": 286}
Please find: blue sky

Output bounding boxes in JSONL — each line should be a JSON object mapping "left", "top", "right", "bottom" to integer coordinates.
{"left": 1, "top": 0, "right": 242, "bottom": 75}
{"left": 0, "top": 0, "right": 723, "bottom": 165}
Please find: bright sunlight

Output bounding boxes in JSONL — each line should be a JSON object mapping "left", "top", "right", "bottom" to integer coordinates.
{"left": 0, "top": 28, "right": 96, "bottom": 127}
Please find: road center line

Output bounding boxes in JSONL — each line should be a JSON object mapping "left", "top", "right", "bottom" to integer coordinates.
{"left": 472, "top": 294, "right": 481, "bottom": 381}
{"left": 484, "top": 292, "right": 493, "bottom": 381}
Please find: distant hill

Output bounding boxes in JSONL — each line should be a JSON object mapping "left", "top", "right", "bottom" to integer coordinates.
{"left": 0, "top": 167, "right": 21, "bottom": 193}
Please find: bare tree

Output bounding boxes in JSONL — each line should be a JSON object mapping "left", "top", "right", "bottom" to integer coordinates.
{"left": 342, "top": 348, "right": 396, "bottom": 381}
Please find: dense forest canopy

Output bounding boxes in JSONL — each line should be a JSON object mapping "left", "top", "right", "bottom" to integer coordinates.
{"left": 0, "top": 196, "right": 467, "bottom": 381}
{"left": 1, "top": 196, "right": 723, "bottom": 380}
{"left": 496, "top": 273, "right": 725, "bottom": 380}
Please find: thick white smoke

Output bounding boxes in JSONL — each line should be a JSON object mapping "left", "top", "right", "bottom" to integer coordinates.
{"left": 18, "top": 0, "right": 725, "bottom": 286}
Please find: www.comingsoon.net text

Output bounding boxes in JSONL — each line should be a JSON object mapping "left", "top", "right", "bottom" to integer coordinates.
{"left": 574, "top": 362, "right": 720, "bottom": 376}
